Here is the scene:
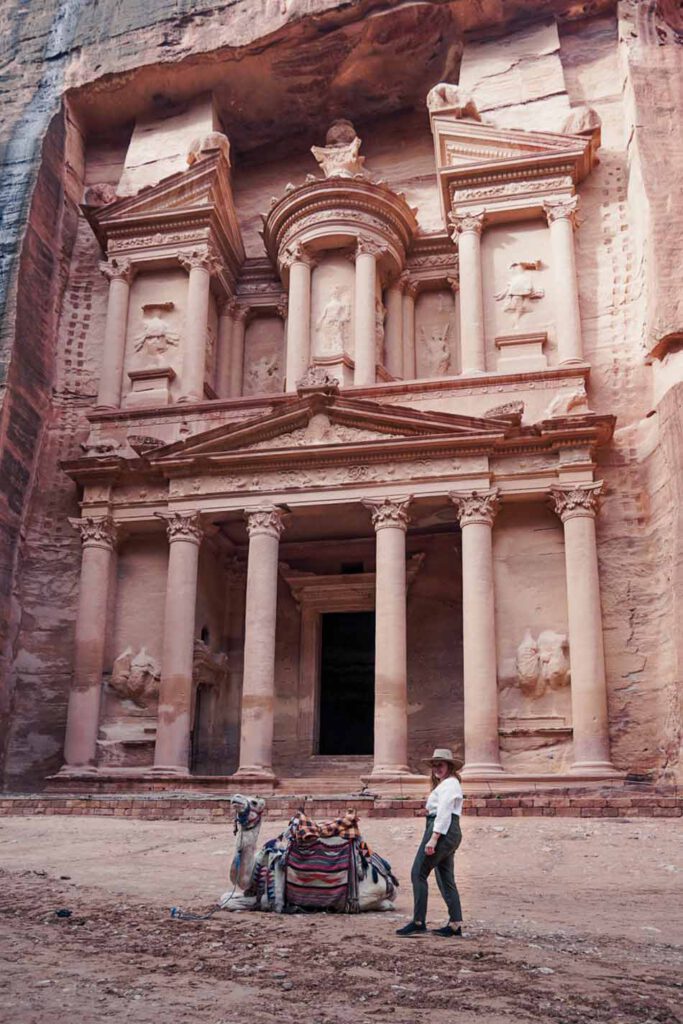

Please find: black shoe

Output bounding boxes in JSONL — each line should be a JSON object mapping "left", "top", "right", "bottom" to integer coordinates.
{"left": 431, "top": 925, "right": 463, "bottom": 937}
{"left": 395, "top": 921, "right": 426, "bottom": 937}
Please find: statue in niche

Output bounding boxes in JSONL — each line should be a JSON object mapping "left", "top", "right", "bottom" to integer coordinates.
{"left": 246, "top": 354, "right": 280, "bottom": 394}
{"left": 375, "top": 298, "right": 386, "bottom": 365}
{"left": 420, "top": 322, "right": 451, "bottom": 376}
{"left": 109, "top": 646, "right": 161, "bottom": 708}
{"left": 513, "top": 629, "right": 570, "bottom": 699}
{"left": 134, "top": 304, "right": 179, "bottom": 364}
{"left": 315, "top": 286, "right": 351, "bottom": 354}
{"left": 311, "top": 119, "right": 365, "bottom": 178}
{"left": 495, "top": 261, "right": 544, "bottom": 327}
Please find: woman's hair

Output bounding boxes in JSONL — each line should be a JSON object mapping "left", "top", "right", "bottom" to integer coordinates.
{"left": 430, "top": 763, "right": 462, "bottom": 789}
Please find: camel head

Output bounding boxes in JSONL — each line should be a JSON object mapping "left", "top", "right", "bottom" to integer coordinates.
{"left": 229, "top": 794, "right": 266, "bottom": 892}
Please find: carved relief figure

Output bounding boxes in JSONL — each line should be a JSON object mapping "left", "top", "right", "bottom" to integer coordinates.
{"left": 315, "top": 287, "right": 351, "bottom": 354}
{"left": 420, "top": 322, "right": 451, "bottom": 376}
{"left": 246, "top": 354, "right": 280, "bottom": 394}
{"left": 109, "top": 646, "right": 161, "bottom": 707}
{"left": 494, "top": 261, "right": 544, "bottom": 327}
{"left": 513, "top": 629, "right": 570, "bottom": 699}
{"left": 134, "top": 304, "right": 179, "bottom": 364}
{"left": 311, "top": 119, "right": 366, "bottom": 178}
{"left": 375, "top": 298, "right": 386, "bottom": 365}
{"left": 542, "top": 387, "right": 589, "bottom": 418}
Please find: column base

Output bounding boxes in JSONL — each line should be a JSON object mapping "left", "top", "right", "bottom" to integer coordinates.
{"left": 57, "top": 763, "right": 99, "bottom": 777}
{"left": 569, "top": 760, "right": 620, "bottom": 776}
{"left": 176, "top": 394, "right": 202, "bottom": 404}
{"left": 558, "top": 357, "right": 585, "bottom": 366}
{"left": 460, "top": 367, "right": 487, "bottom": 376}
{"left": 228, "top": 766, "right": 278, "bottom": 793}
{"left": 361, "top": 768, "right": 427, "bottom": 794}
{"left": 462, "top": 762, "right": 505, "bottom": 779}
{"left": 92, "top": 403, "right": 118, "bottom": 413}
{"left": 148, "top": 765, "right": 191, "bottom": 777}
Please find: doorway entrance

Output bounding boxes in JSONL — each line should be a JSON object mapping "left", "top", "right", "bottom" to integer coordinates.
{"left": 318, "top": 611, "right": 375, "bottom": 755}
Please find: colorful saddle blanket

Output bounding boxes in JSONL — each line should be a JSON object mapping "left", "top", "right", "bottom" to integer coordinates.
{"left": 285, "top": 836, "right": 354, "bottom": 912}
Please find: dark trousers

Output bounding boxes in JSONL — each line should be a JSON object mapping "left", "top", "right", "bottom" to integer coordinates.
{"left": 411, "top": 814, "right": 462, "bottom": 924}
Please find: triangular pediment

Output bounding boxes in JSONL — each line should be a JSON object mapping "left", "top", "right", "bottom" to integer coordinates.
{"left": 147, "top": 393, "right": 509, "bottom": 468}
{"left": 431, "top": 117, "right": 596, "bottom": 177}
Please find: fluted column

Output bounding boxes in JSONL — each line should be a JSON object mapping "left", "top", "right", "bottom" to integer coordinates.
{"left": 152, "top": 512, "right": 203, "bottom": 774}
{"left": 549, "top": 483, "right": 615, "bottom": 774}
{"left": 216, "top": 298, "right": 236, "bottom": 398}
{"left": 450, "top": 490, "right": 503, "bottom": 775}
{"left": 178, "top": 249, "right": 220, "bottom": 402}
{"left": 400, "top": 274, "right": 417, "bottom": 380}
{"left": 364, "top": 497, "right": 413, "bottom": 777}
{"left": 544, "top": 197, "right": 583, "bottom": 364}
{"left": 450, "top": 209, "right": 486, "bottom": 374}
{"left": 354, "top": 238, "right": 382, "bottom": 386}
{"left": 384, "top": 280, "right": 404, "bottom": 378}
{"left": 96, "top": 258, "right": 134, "bottom": 409}
{"left": 228, "top": 304, "right": 249, "bottom": 398}
{"left": 235, "top": 507, "right": 286, "bottom": 780}
{"left": 62, "top": 517, "right": 118, "bottom": 771}
{"left": 283, "top": 243, "right": 314, "bottom": 391}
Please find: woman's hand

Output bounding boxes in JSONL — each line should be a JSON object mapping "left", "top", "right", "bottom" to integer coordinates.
{"left": 425, "top": 835, "right": 440, "bottom": 856}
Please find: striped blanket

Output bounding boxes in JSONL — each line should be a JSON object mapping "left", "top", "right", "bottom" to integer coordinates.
{"left": 284, "top": 836, "right": 354, "bottom": 911}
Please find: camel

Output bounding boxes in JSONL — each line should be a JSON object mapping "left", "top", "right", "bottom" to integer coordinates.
{"left": 220, "top": 794, "right": 398, "bottom": 913}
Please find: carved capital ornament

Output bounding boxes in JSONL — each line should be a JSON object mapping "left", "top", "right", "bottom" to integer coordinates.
{"left": 449, "top": 208, "right": 486, "bottom": 240}
{"left": 156, "top": 511, "right": 204, "bottom": 545}
{"left": 543, "top": 195, "right": 579, "bottom": 227}
{"left": 69, "top": 516, "right": 118, "bottom": 550}
{"left": 177, "top": 248, "right": 223, "bottom": 276}
{"left": 363, "top": 496, "right": 412, "bottom": 532}
{"left": 356, "top": 236, "right": 388, "bottom": 260}
{"left": 99, "top": 257, "right": 133, "bottom": 285}
{"left": 548, "top": 482, "right": 603, "bottom": 522}
{"left": 245, "top": 506, "right": 286, "bottom": 539}
{"left": 449, "top": 489, "right": 500, "bottom": 527}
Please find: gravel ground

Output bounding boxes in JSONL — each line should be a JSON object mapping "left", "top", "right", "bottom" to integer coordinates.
{"left": 0, "top": 814, "right": 681, "bottom": 1023}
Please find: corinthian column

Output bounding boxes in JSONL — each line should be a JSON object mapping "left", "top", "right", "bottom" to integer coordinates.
{"left": 178, "top": 249, "right": 221, "bottom": 402}
{"left": 383, "top": 280, "right": 404, "bottom": 378}
{"left": 283, "top": 243, "right": 314, "bottom": 391}
{"left": 544, "top": 197, "right": 583, "bottom": 364}
{"left": 450, "top": 490, "right": 503, "bottom": 775}
{"left": 215, "top": 298, "right": 236, "bottom": 398}
{"left": 152, "top": 511, "right": 203, "bottom": 774}
{"left": 400, "top": 275, "right": 418, "bottom": 380}
{"left": 450, "top": 209, "right": 486, "bottom": 374}
{"left": 96, "top": 258, "right": 134, "bottom": 409}
{"left": 234, "top": 507, "right": 286, "bottom": 781}
{"left": 354, "top": 238, "right": 383, "bottom": 386}
{"left": 62, "top": 517, "right": 118, "bottom": 771}
{"left": 228, "top": 304, "right": 249, "bottom": 398}
{"left": 364, "top": 497, "right": 413, "bottom": 777}
{"left": 549, "top": 483, "right": 615, "bottom": 774}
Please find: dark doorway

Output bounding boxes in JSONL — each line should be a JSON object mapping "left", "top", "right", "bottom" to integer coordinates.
{"left": 318, "top": 611, "right": 375, "bottom": 755}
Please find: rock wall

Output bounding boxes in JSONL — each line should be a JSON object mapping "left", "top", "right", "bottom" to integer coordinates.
{"left": 1, "top": 0, "right": 682, "bottom": 787}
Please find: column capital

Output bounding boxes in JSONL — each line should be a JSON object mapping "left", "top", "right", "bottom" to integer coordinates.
{"left": 245, "top": 505, "right": 286, "bottom": 539}
{"left": 69, "top": 515, "right": 118, "bottom": 550}
{"left": 156, "top": 510, "right": 204, "bottom": 545}
{"left": 549, "top": 481, "right": 602, "bottom": 522}
{"left": 398, "top": 272, "right": 419, "bottom": 299}
{"left": 232, "top": 303, "right": 251, "bottom": 324}
{"left": 356, "top": 236, "right": 387, "bottom": 260}
{"left": 281, "top": 240, "right": 316, "bottom": 269}
{"left": 363, "top": 495, "right": 412, "bottom": 532}
{"left": 449, "top": 208, "right": 486, "bottom": 240}
{"left": 99, "top": 257, "right": 133, "bottom": 285}
{"left": 543, "top": 195, "right": 579, "bottom": 228}
{"left": 276, "top": 294, "right": 288, "bottom": 319}
{"left": 218, "top": 295, "right": 238, "bottom": 317}
{"left": 450, "top": 489, "right": 500, "bottom": 527}
{"left": 177, "top": 247, "right": 222, "bottom": 275}
{"left": 446, "top": 274, "right": 460, "bottom": 294}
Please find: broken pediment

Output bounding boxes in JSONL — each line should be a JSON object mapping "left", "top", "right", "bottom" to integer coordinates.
{"left": 427, "top": 115, "right": 599, "bottom": 225}
{"left": 83, "top": 148, "right": 245, "bottom": 287}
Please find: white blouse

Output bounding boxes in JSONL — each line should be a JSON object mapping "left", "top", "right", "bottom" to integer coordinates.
{"left": 425, "top": 776, "right": 464, "bottom": 835}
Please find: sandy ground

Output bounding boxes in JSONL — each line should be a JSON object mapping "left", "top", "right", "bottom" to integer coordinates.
{"left": 0, "top": 814, "right": 681, "bottom": 1024}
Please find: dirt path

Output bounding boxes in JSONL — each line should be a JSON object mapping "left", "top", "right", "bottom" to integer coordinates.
{"left": 0, "top": 815, "right": 681, "bottom": 1023}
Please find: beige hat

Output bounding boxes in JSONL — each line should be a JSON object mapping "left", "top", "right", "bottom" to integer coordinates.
{"left": 423, "top": 747, "right": 464, "bottom": 770}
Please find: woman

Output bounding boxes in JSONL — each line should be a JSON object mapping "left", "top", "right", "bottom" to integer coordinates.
{"left": 396, "top": 747, "right": 464, "bottom": 937}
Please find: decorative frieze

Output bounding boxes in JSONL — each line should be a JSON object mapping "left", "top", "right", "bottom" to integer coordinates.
{"left": 548, "top": 482, "right": 603, "bottom": 522}
{"left": 69, "top": 516, "right": 118, "bottom": 549}
{"left": 449, "top": 489, "right": 500, "bottom": 527}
